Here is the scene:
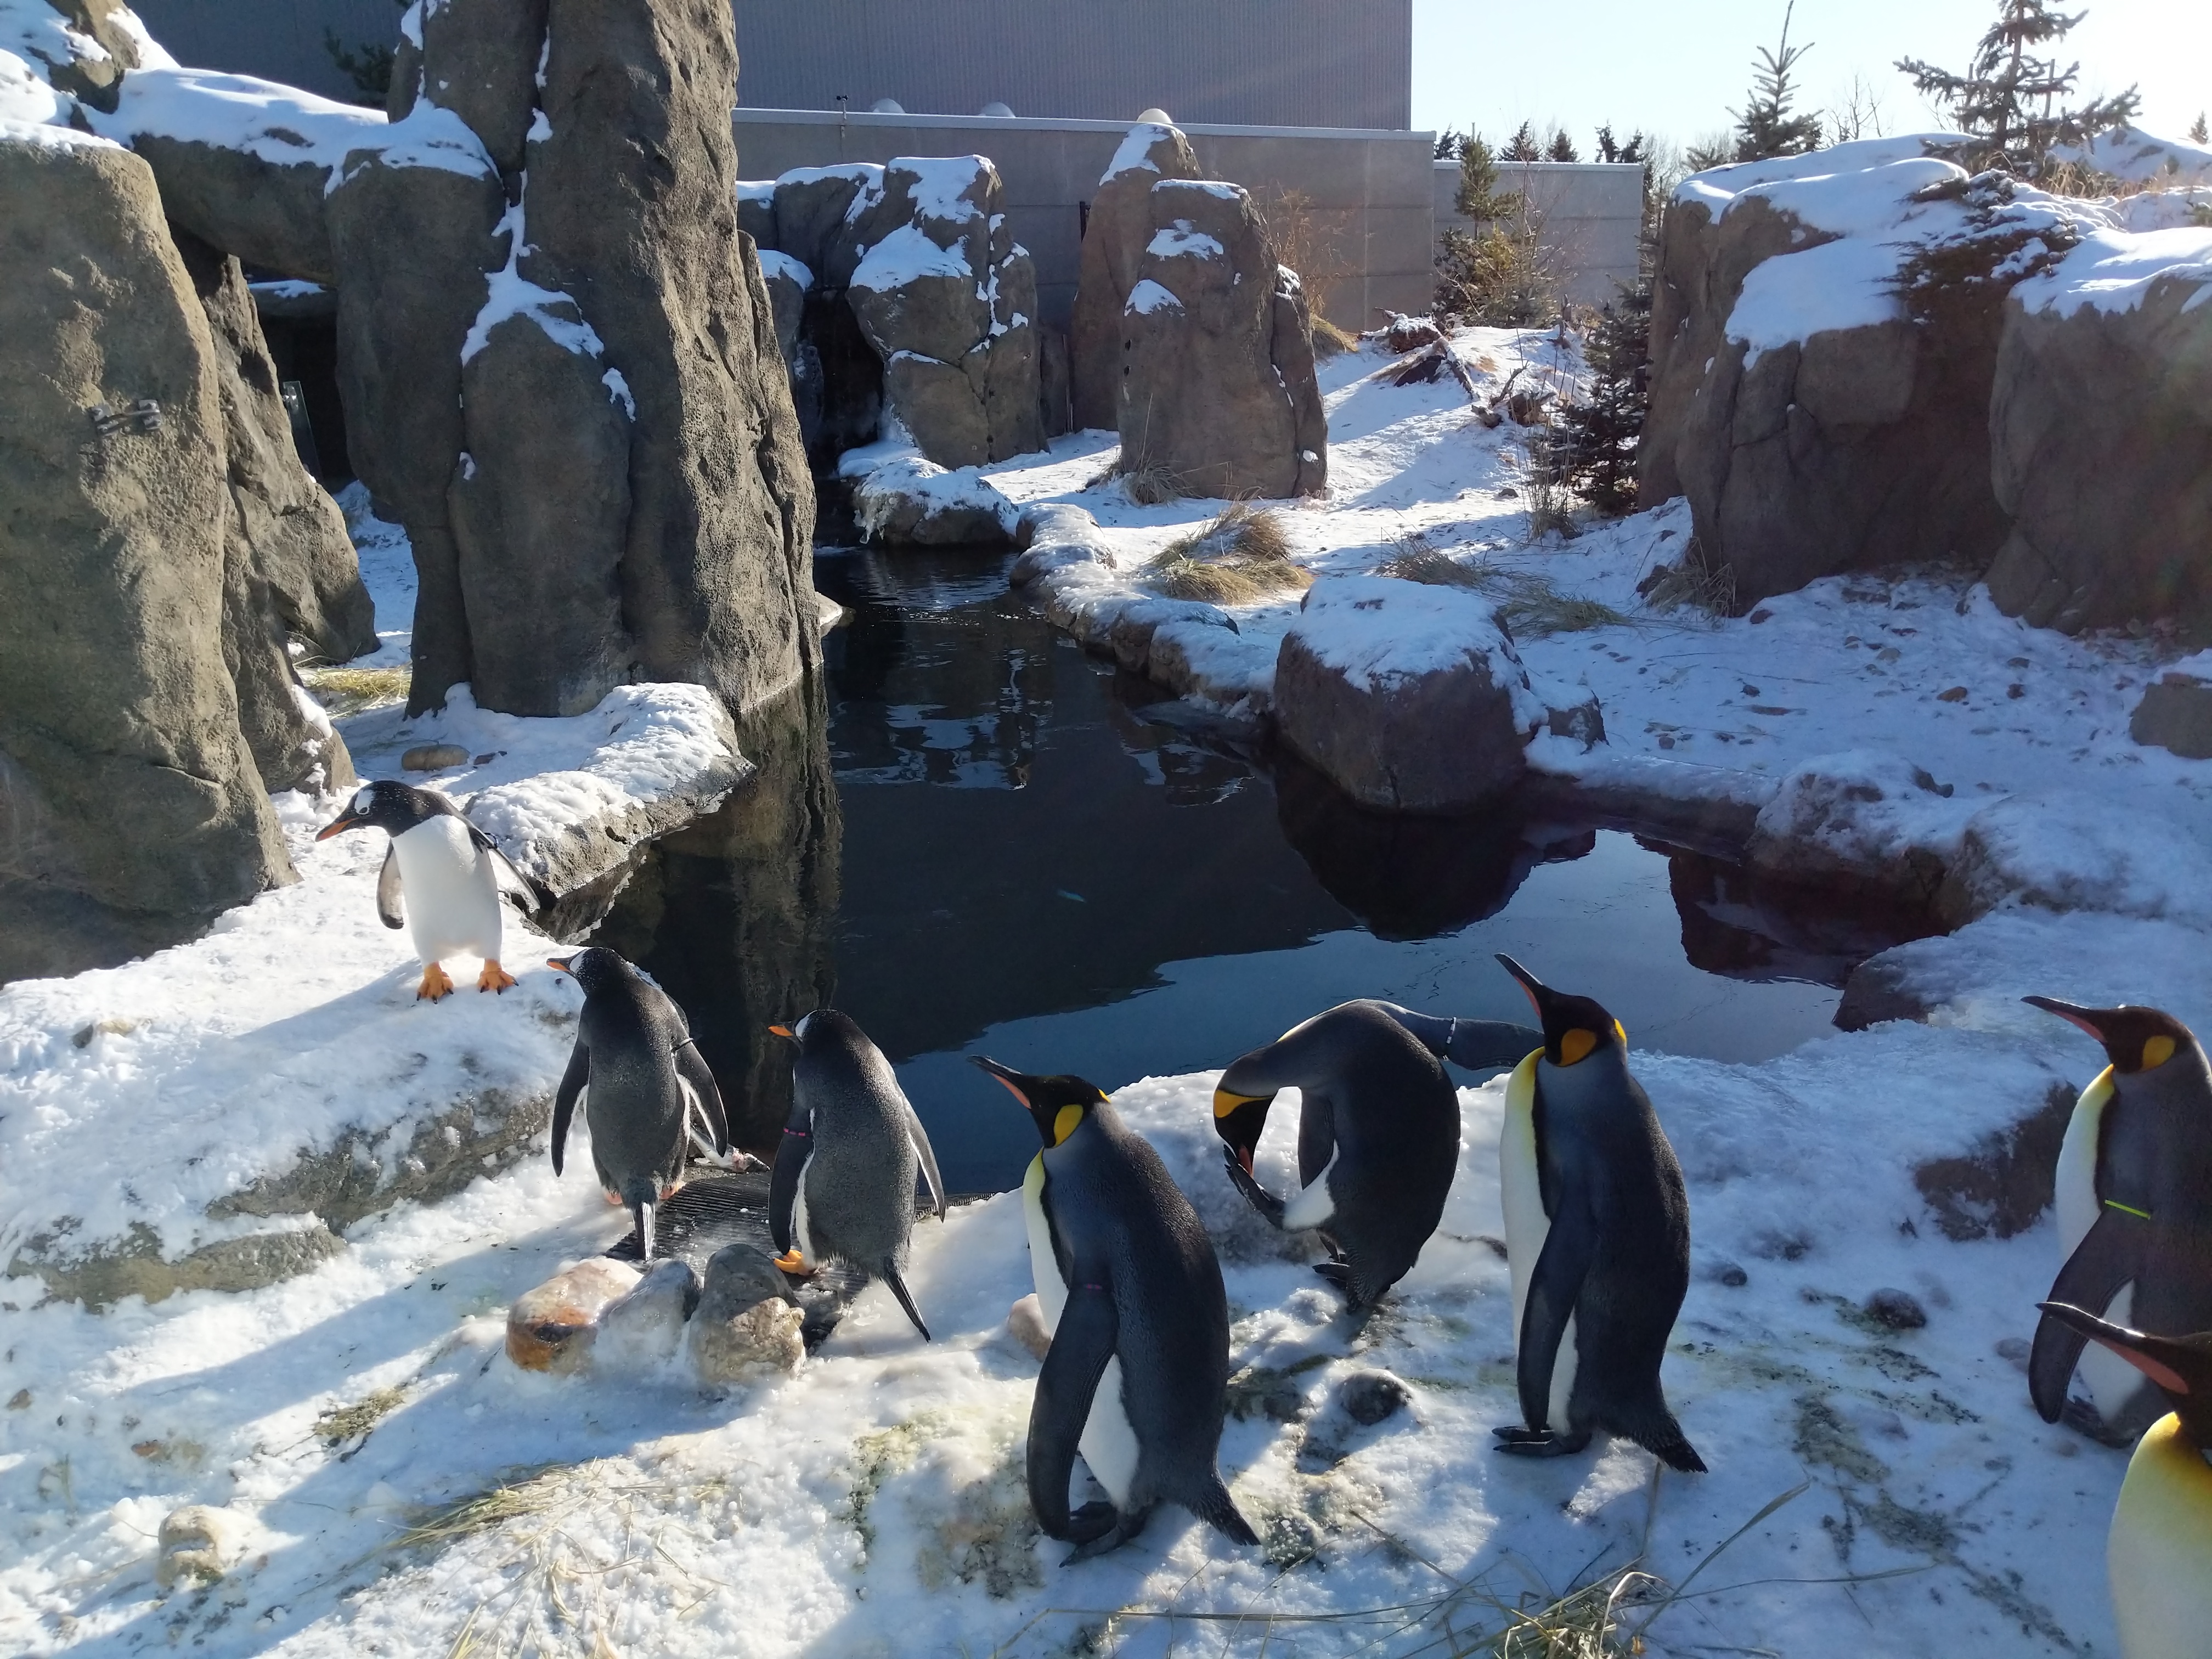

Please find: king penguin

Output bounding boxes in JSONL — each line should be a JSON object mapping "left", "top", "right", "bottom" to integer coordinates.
{"left": 973, "top": 1057, "right": 1259, "bottom": 1561}
{"left": 766, "top": 1010, "right": 946, "bottom": 1340}
{"left": 315, "top": 780, "right": 537, "bottom": 1001}
{"left": 2025, "top": 998, "right": 2212, "bottom": 1442}
{"left": 548, "top": 946, "right": 745, "bottom": 1262}
{"left": 1491, "top": 955, "right": 1705, "bottom": 1473}
{"left": 1212, "top": 1000, "right": 1468, "bottom": 1310}
{"left": 2037, "top": 1302, "right": 2212, "bottom": 1659}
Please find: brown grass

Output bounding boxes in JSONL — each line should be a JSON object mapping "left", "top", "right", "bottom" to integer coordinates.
{"left": 1116, "top": 456, "right": 1187, "bottom": 506}
{"left": 300, "top": 662, "right": 410, "bottom": 715}
{"left": 1640, "top": 535, "right": 1739, "bottom": 619}
{"left": 1309, "top": 315, "right": 1358, "bottom": 358}
{"left": 1147, "top": 503, "right": 1310, "bottom": 604}
{"left": 1380, "top": 544, "right": 1632, "bottom": 637}
{"left": 1253, "top": 185, "right": 1354, "bottom": 321}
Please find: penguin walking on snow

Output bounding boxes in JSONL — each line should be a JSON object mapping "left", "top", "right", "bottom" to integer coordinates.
{"left": 2024, "top": 998, "right": 2212, "bottom": 1442}
{"left": 315, "top": 780, "right": 535, "bottom": 1001}
{"left": 1491, "top": 955, "right": 1705, "bottom": 1474}
{"left": 548, "top": 946, "right": 746, "bottom": 1262}
{"left": 974, "top": 1056, "right": 1258, "bottom": 1562}
{"left": 1213, "top": 1000, "right": 1471, "bottom": 1310}
{"left": 768, "top": 1011, "right": 946, "bottom": 1339}
{"left": 2036, "top": 1302, "right": 2212, "bottom": 1659}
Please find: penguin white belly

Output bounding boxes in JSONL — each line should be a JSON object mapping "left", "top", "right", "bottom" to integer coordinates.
{"left": 391, "top": 817, "right": 501, "bottom": 962}
{"left": 1501, "top": 1053, "right": 1577, "bottom": 1428}
{"left": 2056, "top": 1070, "right": 2144, "bottom": 1417}
{"left": 1282, "top": 1148, "right": 1340, "bottom": 1231}
{"left": 2108, "top": 1419, "right": 2212, "bottom": 1659}
{"left": 1022, "top": 1156, "right": 1141, "bottom": 1509}
{"left": 792, "top": 1172, "right": 816, "bottom": 1269}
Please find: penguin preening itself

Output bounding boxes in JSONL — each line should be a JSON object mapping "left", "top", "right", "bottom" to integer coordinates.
{"left": 548, "top": 947, "right": 749, "bottom": 1262}
{"left": 974, "top": 1057, "right": 1258, "bottom": 1562}
{"left": 315, "top": 780, "right": 538, "bottom": 1001}
{"left": 2025, "top": 998, "right": 2212, "bottom": 1442}
{"left": 766, "top": 1011, "right": 946, "bottom": 1340}
{"left": 1491, "top": 955, "right": 1705, "bottom": 1474}
{"left": 1213, "top": 1000, "right": 1479, "bottom": 1310}
{"left": 2036, "top": 1302, "right": 2212, "bottom": 1659}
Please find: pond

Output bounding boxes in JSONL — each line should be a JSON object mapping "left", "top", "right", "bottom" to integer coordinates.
{"left": 589, "top": 548, "right": 1925, "bottom": 1195}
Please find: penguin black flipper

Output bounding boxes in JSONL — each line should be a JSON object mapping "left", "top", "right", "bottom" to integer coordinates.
{"left": 551, "top": 1041, "right": 589, "bottom": 1177}
{"left": 880, "top": 1260, "right": 932, "bottom": 1341}
{"left": 1373, "top": 1004, "right": 1543, "bottom": 1073}
{"left": 905, "top": 1102, "right": 947, "bottom": 1220}
{"left": 768, "top": 1117, "right": 810, "bottom": 1255}
{"left": 674, "top": 1037, "right": 731, "bottom": 1158}
{"left": 375, "top": 847, "right": 405, "bottom": 930}
{"left": 1222, "top": 1150, "right": 1288, "bottom": 1228}
{"left": 1028, "top": 1280, "right": 1120, "bottom": 1544}
{"left": 1515, "top": 1195, "right": 1596, "bottom": 1438}
{"left": 460, "top": 817, "right": 551, "bottom": 912}
{"left": 2030, "top": 1209, "right": 2148, "bottom": 1423}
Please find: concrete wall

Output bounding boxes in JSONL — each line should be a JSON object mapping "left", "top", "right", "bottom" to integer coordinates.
{"left": 1434, "top": 160, "right": 1645, "bottom": 308}
{"left": 130, "top": 0, "right": 402, "bottom": 103}
{"left": 737, "top": 109, "right": 1435, "bottom": 334}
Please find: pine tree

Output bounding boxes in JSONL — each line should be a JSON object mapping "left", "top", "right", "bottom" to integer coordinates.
{"left": 1434, "top": 128, "right": 1463, "bottom": 160}
{"left": 1595, "top": 126, "right": 1648, "bottom": 164}
{"left": 1896, "top": 0, "right": 2141, "bottom": 176}
{"left": 2193, "top": 112, "right": 2209, "bottom": 145}
{"left": 1504, "top": 121, "right": 1543, "bottom": 162}
{"left": 1547, "top": 128, "right": 1581, "bottom": 162}
{"left": 1554, "top": 283, "right": 1651, "bottom": 515}
{"left": 1730, "top": 3, "right": 1826, "bottom": 162}
{"left": 1455, "top": 136, "right": 1519, "bottom": 222}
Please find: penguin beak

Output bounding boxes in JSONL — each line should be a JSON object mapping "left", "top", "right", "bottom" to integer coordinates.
{"left": 768, "top": 1024, "right": 797, "bottom": 1043}
{"left": 2038, "top": 1302, "right": 2193, "bottom": 1396}
{"left": 1495, "top": 953, "right": 1553, "bottom": 1020}
{"left": 546, "top": 957, "right": 573, "bottom": 974}
{"left": 313, "top": 808, "right": 362, "bottom": 842}
{"left": 970, "top": 1055, "right": 1034, "bottom": 1107}
{"left": 2022, "top": 996, "right": 2109, "bottom": 1042}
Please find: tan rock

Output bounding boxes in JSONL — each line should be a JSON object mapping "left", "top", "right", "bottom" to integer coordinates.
{"left": 1006, "top": 1292, "right": 1051, "bottom": 1361}
{"left": 505, "top": 1257, "right": 640, "bottom": 1373}
{"left": 156, "top": 1504, "right": 245, "bottom": 1589}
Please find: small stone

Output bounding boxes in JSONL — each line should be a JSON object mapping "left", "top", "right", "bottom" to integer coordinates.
{"left": 156, "top": 1505, "right": 244, "bottom": 1589}
{"left": 1996, "top": 1336, "right": 2032, "bottom": 1372}
{"left": 689, "top": 1244, "right": 803, "bottom": 1385}
{"left": 472, "top": 752, "right": 499, "bottom": 765}
{"left": 5, "top": 1389, "right": 27, "bottom": 1410}
{"left": 2007, "top": 684, "right": 2025, "bottom": 699}
{"left": 1747, "top": 607, "right": 1774, "bottom": 624}
{"left": 1936, "top": 686, "right": 1968, "bottom": 703}
{"left": 1713, "top": 1261, "right": 1749, "bottom": 1288}
{"left": 1864, "top": 1288, "right": 1927, "bottom": 1330}
{"left": 1339, "top": 1369, "right": 1410, "bottom": 1426}
{"left": 505, "top": 1257, "right": 641, "bottom": 1374}
{"left": 400, "top": 742, "right": 470, "bottom": 772}
{"left": 2007, "top": 656, "right": 2030, "bottom": 668}
{"left": 1007, "top": 1292, "right": 1052, "bottom": 1361}
{"left": 594, "top": 1258, "right": 699, "bottom": 1370}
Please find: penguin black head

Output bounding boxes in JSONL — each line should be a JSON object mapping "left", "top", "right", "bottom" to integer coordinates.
{"left": 2022, "top": 997, "right": 2198, "bottom": 1076}
{"left": 768, "top": 1009, "right": 862, "bottom": 1056}
{"left": 970, "top": 1057, "right": 1108, "bottom": 1148}
{"left": 1212, "top": 1084, "right": 1272, "bottom": 1176}
{"left": 314, "top": 779, "right": 444, "bottom": 842}
{"left": 546, "top": 946, "right": 636, "bottom": 994}
{"left": 1496, "top": 955, "right": 1626, "bottom": 1067}
{"left": 2038, "top": 1302, "right": 2212, "bottom": 1448}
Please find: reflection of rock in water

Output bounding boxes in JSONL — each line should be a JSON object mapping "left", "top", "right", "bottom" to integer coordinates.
{"left": 1104, "top": 683, "right": 1262, "bottom": 808}
{"left": 1272, "top": 749, "right": 1564, "bottom": 941}
{"left": 1666, "top": 844, "right": 1938, "bottom": 989}
{"left": 588, "top": 685, "right": 839, "bottom": 1153}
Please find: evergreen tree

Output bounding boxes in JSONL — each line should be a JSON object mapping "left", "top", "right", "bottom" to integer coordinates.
{"left": 2192, "top": 112, "right": 2209, "bottom": 145}
{"left": 1554, "top": 281, "right": 1651, "bottom": 515}
{"left": 1434, "top": 128, "right": 1463, "bottom": 160}
{"left": 1455, "top": 136, "right": 1519, "bottom": 222}
{"left": 1504, "top": 121, "right": 1543, "bottom": 161}
{"left": 1896, "top": 1, "right": 2141, "bottom": 176}
{"left": 323, "top": 0, "right": 408, "bottom": 108}
{"left": 1595, "top": 126, "right": 1649, "bottom": 164}
{"left": 1547, "top": 128, "right": 1581, "bottom": 162}
{"left": 1729, "top": 3, "right": 1825, "bottom": 162}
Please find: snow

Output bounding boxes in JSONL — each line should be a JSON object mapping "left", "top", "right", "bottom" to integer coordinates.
{"left": 2050, "top": 121, "right": 2212, "bottom": 186}
{"left": 248, "top": 279, "right": 326, "bottom": 302}
{"left": 754, "top": 248, "right": 812, "bottom": 291}
{"left": 1102, "top": 120, "right": 1176, "bottom": 182}
{"left": 851, "top": 452, "right": 1020, "bottom": 541}
{"left": 1145, "top": 220, "right": 1223, "bottom": 261}
{"left": 90, "top": 65, "right": 385, "bottom": 174}
{"left": 461, "top": 203, "right": 605, "bottom": 364}
{"left": 1672, "top": 132, "right": 1971, "bottom": 212}
{"left": 347, "top": 99, "right": 493, "bottom": 189}
{"left": 0, "top": 46, "right": 66, "bottom": 128}
{"left": 1124, "top": 276, "right": 1181, "bottom": 314}
{"left": 2014, "top": 224, "right": 2212, "bottom": 317}
{"left": 893, "top": 153, "right": 988, "bottom": 224}
{"left": 850, "top": 221, "right": 970, "bottom": 291}
{"left": 1289, "top": 574, "right": 1547, "bottom": 725}
{"left": 1726, "top": 232, "right": 1915, "bottom": 356}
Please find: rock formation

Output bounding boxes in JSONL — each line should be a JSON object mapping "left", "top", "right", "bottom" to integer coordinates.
{"left": 1070, "top": 121, "right": 1200, "bottom": 430}
{"left": 1118, "top": 178, "right": 1327, "bottom": 499}
{"left": 1984, "top": 224, "right": 2212, "bottom": 631}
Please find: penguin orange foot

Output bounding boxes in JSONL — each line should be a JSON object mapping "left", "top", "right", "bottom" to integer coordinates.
{"left": 478, "top": 959, "right": 517, "bottom": 994}
{"left": 772, "top": 1249, "right": 814, "bottom": 1275}
{"left": 417, "top": 962, "right": 455, "bottom": 1002}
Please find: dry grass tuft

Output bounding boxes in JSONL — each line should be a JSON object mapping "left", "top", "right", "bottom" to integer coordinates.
{"left": 1380, "top": 543, "right": 1630, "bottom": 637}
{"left": 1639, "top": 535, "right": 1739, "bottom": 620}
{"left": 1147, "top": 502, "right": 1309, "bottom": 604}
{"left": 301, "top": 662, "right": 410, "bottom": 716}
{"left": 315, "top": 1387, "right": 406, "bottom": 1447}
{"left": 1309, "top": 315, "right": 1359, "bottom": 358}
{"left": 1116, "top": 456, "right": 1188, "bottom": 506}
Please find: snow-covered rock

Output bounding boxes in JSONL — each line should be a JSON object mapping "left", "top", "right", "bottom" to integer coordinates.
{"left": 851, "top": 453, "right": 1020, "bottom": 546}
{"left": 1744, "top": 749, "right": 1972, "bottom": 910}
{"left": 1070, "top": 119, "right": 1201, "bottom": 428}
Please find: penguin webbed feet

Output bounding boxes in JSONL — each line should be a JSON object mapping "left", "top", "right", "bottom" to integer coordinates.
{"left": 478, "top": 959, "right": 517, "bottom": 994}
{"left": 416, "top": 962, "right": 455, "bottom": 1002}
{"left": 771, "top": 1249, "right": 814, "bottom": 1277}
{"left": 1059, "top": 1501, "right": 1147, "bottom": 1565}
{"left": 1221, "top": 1149, "right": 1287, "bottom": 1228}
{"left": 1492, "top": 1425, "right": 1591, "bottom": 1459}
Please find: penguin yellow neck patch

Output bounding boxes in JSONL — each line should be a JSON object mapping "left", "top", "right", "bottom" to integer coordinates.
{"left": 2143, "top": 1034, "right": 2177, "bottom": 1070}
{"left": 1559, "top": 1028, "right": 1599, "bottom": 1065}
{"left": 1052, "top": 1104, "right": 1085, "bottom": 1145}
{"left": 1213, "top": 1089, "right": 1268, "bottom": 1119}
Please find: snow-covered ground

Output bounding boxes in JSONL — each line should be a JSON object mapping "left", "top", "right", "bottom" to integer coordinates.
{"left": 7, "top": 322, "right": 2212, "bottom": 1655}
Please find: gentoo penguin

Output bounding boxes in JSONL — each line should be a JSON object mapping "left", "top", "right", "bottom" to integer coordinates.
{"left": 315, "top": 780, "right": 535, "bottom": 1001}
{"left": 548, "top": 946, "right": 745, "bottom": 1262}
{"left": 973, "top": 1057, "right": 1258, "bottom": 1561}
{"left": 2025, "top": 998, "right": 2212, "bottom": 1442}
{"left": 1490, "top": 955, "right": 1705, "bottom": 1473}
{"left": 1212, "top": 1000, "right": 1465, "bottom": 1310}
{"left": 765, "top": 1010, "right": 946, "bottom": 1340}
{"left": 2037, "top": 1302, "right": 2212, "bottom": 1659}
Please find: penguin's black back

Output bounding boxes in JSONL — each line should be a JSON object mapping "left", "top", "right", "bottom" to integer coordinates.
{"left": 1042, "top": 1103, "right": 1232, "bottom": 1513}
{"left": 575, "top": 962, "right": 690, "bottom": 1193}
{"left": 790, "top": 1011, "right": 920, "bottom": 1267}
{"left": 2123, "top": 1046, "right": 2212, "bottom": 1339}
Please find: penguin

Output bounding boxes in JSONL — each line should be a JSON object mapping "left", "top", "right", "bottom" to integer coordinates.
{"left": 973, "top": 1056, "right": 1259, "bottom": 1561}
{"left": 1212, "top": 1000, "right": 1472, "bottom": 1310}
{"left": 766, "top": 1011, "right": 946, "bottom": 1340}
{"left": 315, "top": 780, "right": 538, "bottom": 1001}
{"left": 2036, "top": 1302, "right": 2212, "bottom": 1659}
{"left": 548, "top": 946, "right": 748, "bottom": 1262}
{"left": 1489, "top": 955, "right": 1705, "bottom": 1474}
{"left": 2024, "top": 998, "right": 2212, "bottom": 1442}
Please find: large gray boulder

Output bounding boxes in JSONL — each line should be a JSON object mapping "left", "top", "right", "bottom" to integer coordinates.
{"left": 523, "top": 0, "right": 816, "bottom": 714}
{"left": 1984, "top": 227, "right": 2212, "bottom": 631}
{"left": 1272, "top": 575, "right": 1545, "bottom": 813}
{"left": 1119, "top": 178, "right": 1326, "bottom": 500}
{"left": 1071, "top": 121, "right": 1200, "bottom": 430}
{"left": 0, "top": 132, "right": 291, "bottom": 969}
{"left": 407, "top": 0, "right": 547, "bottom": 177}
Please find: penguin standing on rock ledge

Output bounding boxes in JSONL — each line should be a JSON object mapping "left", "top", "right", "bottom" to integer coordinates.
{"left": 315, "top": 780, "right": 537, "bottom": 1001}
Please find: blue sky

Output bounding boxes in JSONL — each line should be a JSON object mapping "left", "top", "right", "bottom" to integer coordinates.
{"left": 1409, "top": 0, "right": 2204, "bottom": 153}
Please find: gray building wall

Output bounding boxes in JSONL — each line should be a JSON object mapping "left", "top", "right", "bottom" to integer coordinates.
{"left": 735, "top": 109, "right": 1434, "bottom": 334}
{"left": 123, "top": 1, "right": 1413, "bottom": 128}
{"left": 1434, "top": 160, "right": 1645, "bottom": 308}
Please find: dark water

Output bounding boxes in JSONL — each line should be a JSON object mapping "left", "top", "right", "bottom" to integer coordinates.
{"left": 591, "top": 548, "right": 1923, "bottom": 1195}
